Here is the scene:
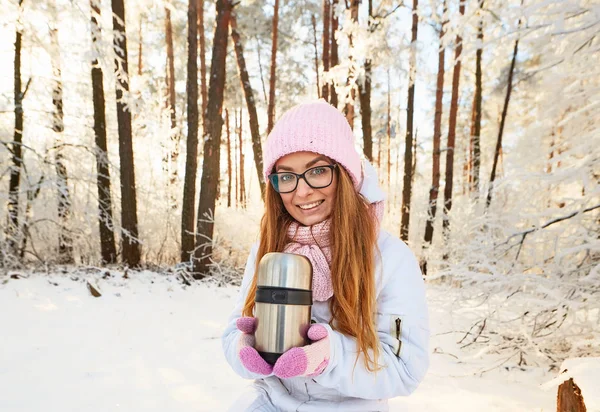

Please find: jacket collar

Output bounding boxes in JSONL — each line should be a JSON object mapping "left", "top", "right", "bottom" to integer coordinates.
{"left": 358, "top": 160, "right": 386, "bottom": 204}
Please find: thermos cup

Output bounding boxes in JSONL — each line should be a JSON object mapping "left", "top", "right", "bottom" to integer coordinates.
{"left": 254, "top": 252, "right": 313, "bottom": 365}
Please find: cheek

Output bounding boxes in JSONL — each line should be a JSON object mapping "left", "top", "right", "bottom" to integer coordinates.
{"left": 325, "top": 192, "right": 335, "bottom": 212}
{"left": 280, "top": 194, "right": 295, "bottom": 214}
{"left": 319, "top": 186, "right": 336, "bottom": 215}
{"left": 324, "top": 181, "right": 337, "bottom": 203}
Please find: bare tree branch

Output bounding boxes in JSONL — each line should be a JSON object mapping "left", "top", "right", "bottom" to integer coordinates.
{"left": 496, "top": 204, "right": 600, "bottom": 261}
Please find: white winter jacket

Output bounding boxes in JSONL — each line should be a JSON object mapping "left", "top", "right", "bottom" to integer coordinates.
{"left": 222, "top": 161, "right": 430, "bottom": 411}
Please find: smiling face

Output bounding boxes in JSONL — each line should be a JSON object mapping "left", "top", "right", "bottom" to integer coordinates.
{"left": 274, "top": 151, "right": 337, "bottom": 226}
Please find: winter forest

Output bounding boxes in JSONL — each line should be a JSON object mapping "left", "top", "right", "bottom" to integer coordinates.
{"left": 1, "top": 0, "right": 599, "bottom": 410}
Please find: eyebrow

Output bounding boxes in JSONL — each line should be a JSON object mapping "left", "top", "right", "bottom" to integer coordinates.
{"left": 276, "top": 155, "right": 331, "bottom": 172}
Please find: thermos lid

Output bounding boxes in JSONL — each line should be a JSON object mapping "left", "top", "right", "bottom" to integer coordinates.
{"left": 257, "top": 252, "right": 313, "bottom": 290}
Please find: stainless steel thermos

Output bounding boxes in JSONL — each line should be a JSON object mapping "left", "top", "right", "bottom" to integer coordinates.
{"left": 254, "top": 252, "right": 313, "bottom": 365}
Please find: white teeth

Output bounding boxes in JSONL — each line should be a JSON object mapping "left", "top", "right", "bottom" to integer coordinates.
{"left": 298, "top": 200, "right": 323, "bottom": 210}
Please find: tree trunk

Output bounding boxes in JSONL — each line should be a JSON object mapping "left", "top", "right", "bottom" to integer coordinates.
{"left": 230, "top": 10, "right": 266, "bottom": 199}
{"left": 193, "top": 0, "right": 231, "bottom": 276}
{"left": 238, "top": 108, "right": 246, "bottom": 208}
{"left": 462, "top": 144, "right": 469, "bottom": 195}
{"left": 7, "top": 0, "right": 25, "bottom": 257}
{"left": 226, "top": 108, "right": 232, "bottom": 207}
{"left": 111, "top": 0, "right": 141, "bottom": 266}
{"left": 400, "top": 0, "right": 419, "bottom": 242}
{"left": 255, "top": 37, "right": 268, "bottom": 103}
{"left": 181, "top": 0, "right": 200, "bottom": 263}
{"left": 198, "top": 0, "right": 208, "bottom": 128}
{"left": 165, "top": 7, "right": 176, "bottom": 132}
{"left": 55, "top": 150, "right": 73, "bottom": 264}
{"left": 311, "top": 15, "right": 320, "bottom": 98}
{"left": 321, "top": 0, "right": 330, "bottom": 102}
{"left": 267, "top": 0, "right": 279, "bottom": 134}
{"left": 357, "top": 0, "right": 373, "bottom": 162}
{"left": 165, "top": 5, "right": 179, "bottom": 210}
{"left": 137, "top": 15, "right": 143, "bottom": 76}
{"left": 358, "top": 61, "right": 372, "bottom": 162}
{"left": 377, "top": 131, "right": 382, "bottom": 171}
{"left": 386, "top": 68, "right": 391, "bottom": 189}
{"left": 442, "top": 0, "right": 466, "bottom": 248}
{"left": 50, "top": 26, "right": 74, "bottom": 264}
{"left": 19, "top": 175, "right": 44, "bottom": 259}
{"left": 486, "top": 18, "right": 521, "bottom": 209}
{"left": 234, "top": 109, "right": 239, "bottom": 207}
{"left": 423, "top": 1, "right": 447, "bottom": 273}
{"left": 557, "top": 378, "right": 587, "bottom": 412}
{"left": 343, "top": 0, "right": 359, "bottom": 129}
{"left": 412, "top": 128, "right": 418, "bottom": 186}
{"left": 395, "top": 107, "right": 401, "bottom": 204}
{"left": 469, "top": 0, "right": 484, "bottom": 196}
{"left": 91, "top": 0, "right": 117, "bottom": 264}
{"left": 330, "top": 0, "right": 339, "bottom": 108}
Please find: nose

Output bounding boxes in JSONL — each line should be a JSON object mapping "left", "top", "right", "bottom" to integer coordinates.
{"left": 295, "top": 177, "right": 314, "bottom": 197}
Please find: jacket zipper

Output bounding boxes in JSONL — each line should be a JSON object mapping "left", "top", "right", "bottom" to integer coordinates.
{"left": 394, "top": 317, "right": 402, "bottom": 356}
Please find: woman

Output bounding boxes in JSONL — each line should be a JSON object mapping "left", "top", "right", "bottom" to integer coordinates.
{"left": 222, "top": 100, "right": 429, "bottom": 411}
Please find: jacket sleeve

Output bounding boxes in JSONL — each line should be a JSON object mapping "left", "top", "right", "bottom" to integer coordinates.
{"left": 221, "top": 242, "right": 269, "bottom": 380}
{"left": 314, "top": 237, "right": 430, "bottom": 399}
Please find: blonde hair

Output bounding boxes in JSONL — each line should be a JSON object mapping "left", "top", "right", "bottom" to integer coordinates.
{"left": 242, "top": 166, "right": 381, "bottom": 372}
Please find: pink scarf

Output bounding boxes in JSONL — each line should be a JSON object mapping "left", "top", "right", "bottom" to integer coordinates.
{"left": 283, "top": 201, "right": 384, "bottom": 302}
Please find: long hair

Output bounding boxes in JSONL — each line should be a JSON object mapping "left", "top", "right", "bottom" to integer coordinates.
{"left": 242, "top": 166, "right": 381, "bottom": 372}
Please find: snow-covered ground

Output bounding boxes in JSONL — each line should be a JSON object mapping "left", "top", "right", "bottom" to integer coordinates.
{"left": 0, "top": 270, "right": 594, "bottom": 412}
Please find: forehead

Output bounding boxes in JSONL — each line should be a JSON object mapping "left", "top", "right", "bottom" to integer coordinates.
{"left": 275, "top": 151, "right": 330, "bottom": 170}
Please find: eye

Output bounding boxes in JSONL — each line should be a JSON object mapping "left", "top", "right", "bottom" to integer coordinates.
{"left": 309, "top": 167, "right": 327, "bottom": 176}
{"left": 279, "top": 173, "right": 295, "bottom": 182}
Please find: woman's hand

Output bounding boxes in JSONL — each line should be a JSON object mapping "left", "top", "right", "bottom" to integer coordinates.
{"left": 236, "top": 317, "right": 273, "bottom": 376}
{"left": 273, "top": 324, "right": 330, "bottom": 379}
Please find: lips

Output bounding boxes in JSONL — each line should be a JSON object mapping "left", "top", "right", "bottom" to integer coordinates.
{"left": 297, "top": 200, "right": 325, "bottom": 210}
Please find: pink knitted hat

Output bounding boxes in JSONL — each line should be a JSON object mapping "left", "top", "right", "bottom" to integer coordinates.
{"left": 263, "top": 100, "right": 362, "bottom": 188}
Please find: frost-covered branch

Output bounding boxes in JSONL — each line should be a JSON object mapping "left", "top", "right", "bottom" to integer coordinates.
{"left": 499, "top": 204, "right": 600, "bottom": 261}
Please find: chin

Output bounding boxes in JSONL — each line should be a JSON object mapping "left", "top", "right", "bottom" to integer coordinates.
{"left": 292, "top": 210, "right": 331, "bottom": 226}
{"left": 295, "top": 215, "right": 325, "bottom": 226}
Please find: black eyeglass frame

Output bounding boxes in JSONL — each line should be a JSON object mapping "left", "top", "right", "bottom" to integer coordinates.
{"left": 268, "top": 164, "right": 338, "bottom": 194}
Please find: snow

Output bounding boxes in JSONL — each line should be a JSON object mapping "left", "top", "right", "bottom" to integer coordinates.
{"left": 0, "top": 270, "right": 574, "bottom": 412}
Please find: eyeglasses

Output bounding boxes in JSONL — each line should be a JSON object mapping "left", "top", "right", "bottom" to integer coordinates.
{"left": 268, "top": 164, "right": 337, "bottom": 194}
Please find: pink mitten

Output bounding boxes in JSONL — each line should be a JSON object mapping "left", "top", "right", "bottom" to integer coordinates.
{"left": 236, "top": 317, "right": 273, "bottom": 376}
{"left": 273, "top": 324, "right": 330, "bottom": 379}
